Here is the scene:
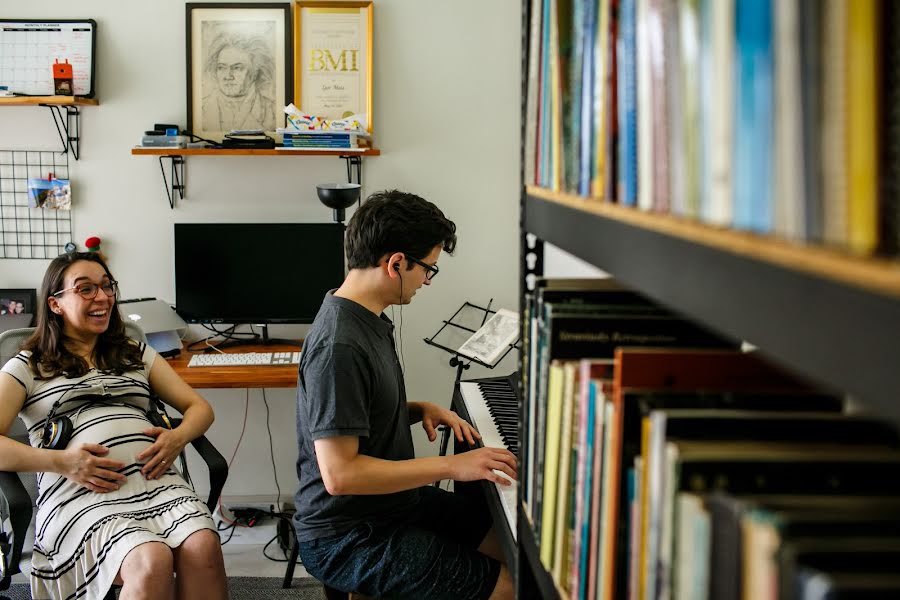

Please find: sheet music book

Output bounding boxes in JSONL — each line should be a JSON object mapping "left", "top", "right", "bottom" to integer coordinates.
{"left": 0, "top": 20, "right": 97, "bottom": 96}
{"left": 456, "top": 308, "right": 520, "bottom": 366}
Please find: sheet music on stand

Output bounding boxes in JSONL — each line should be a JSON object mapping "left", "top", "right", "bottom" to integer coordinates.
{"left": 423, "top": 300, "right": 521, "bottom": 464}
{"left": 423, "top": 300, "right": 520, "bottom": 374}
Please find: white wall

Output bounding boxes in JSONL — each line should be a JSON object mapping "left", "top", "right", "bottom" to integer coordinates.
{"left": 0, "top": 0, "right": 522, "bottom": 503}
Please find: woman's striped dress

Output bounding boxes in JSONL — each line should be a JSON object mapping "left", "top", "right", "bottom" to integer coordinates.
{"left": 1, "top": 344, "right": 216, "bottom": 600}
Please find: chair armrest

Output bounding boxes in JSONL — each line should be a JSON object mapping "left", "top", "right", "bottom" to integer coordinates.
{"left": 170, "top": 419, "right": 228, "bottom": 513}
{"left": 0, "top": 471, "right": 32, "bottom": 585}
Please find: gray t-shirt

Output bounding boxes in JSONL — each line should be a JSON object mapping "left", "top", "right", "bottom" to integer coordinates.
{"left": 293, "top": 291, "right": 419, "bottom": 542}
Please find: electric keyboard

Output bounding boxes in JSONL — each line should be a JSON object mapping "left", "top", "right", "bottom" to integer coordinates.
{"left": 457, "top": 375, "right": 519, "bottom": 541}
{"left": 186, "top": 351, "right": 301, "bottom": 367}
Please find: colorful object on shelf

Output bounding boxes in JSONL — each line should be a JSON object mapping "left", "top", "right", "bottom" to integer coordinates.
{"left": 52, "top": 59, "right": 74, "bottom": 96}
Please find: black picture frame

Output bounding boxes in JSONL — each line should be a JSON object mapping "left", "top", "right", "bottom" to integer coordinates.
{"left": 0, "top": 288, "right": 37, "bottom": 324}
{"left": 186, "top": 3, "right": 293, "bottom": 141}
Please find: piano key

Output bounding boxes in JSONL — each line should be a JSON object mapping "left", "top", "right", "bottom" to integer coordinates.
{"left": 459, "top": 379, "right": 519, "bottom": 540}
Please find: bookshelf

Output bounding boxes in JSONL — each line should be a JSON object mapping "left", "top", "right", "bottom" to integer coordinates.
{"left": 516, "top": 0, "right": 900, "bottom": 598}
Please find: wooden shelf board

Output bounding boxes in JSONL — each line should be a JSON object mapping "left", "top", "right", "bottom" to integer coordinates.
{"left": 0, "top": 96, "right": 98, "bottom": 106}
{"left": 131, "top": 147, "right": 380, "bottom": 157}
{"left": 527, "top": 185, "right": 900, "bottom": 301}
{"left": 525, "top": 187, "right": 900, "bottom": 421}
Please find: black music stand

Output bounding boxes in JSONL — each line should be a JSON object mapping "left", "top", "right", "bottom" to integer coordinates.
{"left": 423, "top": 300, "right": 520, "bottom": 461}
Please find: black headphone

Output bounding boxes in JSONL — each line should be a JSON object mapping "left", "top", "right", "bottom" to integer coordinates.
{"left": 41, "top": 393, "right": 172, "bottom": 450}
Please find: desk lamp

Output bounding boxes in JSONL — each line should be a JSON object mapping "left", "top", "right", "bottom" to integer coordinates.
{"left": 316, "top": 183, "right": 361, "bottom": 224}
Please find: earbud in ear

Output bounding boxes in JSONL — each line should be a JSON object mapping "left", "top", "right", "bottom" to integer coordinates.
{"left": 393, "top": 264, "right": 400, "bottom": 272}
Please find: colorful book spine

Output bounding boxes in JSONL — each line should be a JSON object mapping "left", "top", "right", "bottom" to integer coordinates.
{"left": 732, "top": 0, "right": 773, "bottom": 233}
{"left": 846, "top": 0, "right": 879, "bottom": 255}
{"left": 617, "top": 0, "right": 638, "bottom": 206}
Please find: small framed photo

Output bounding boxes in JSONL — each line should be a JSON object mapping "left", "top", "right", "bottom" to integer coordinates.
{"left": 0, "top": 288, "right": 37, "bottom": 327}
{"left": 186, "top": 3, "right": 293, "bottom": 140}
{"left": 293, "top": 0, "right": 373, "bottom": 131}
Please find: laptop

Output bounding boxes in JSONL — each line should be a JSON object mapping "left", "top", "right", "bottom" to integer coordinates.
{"left": 119, "top": 298, "right": 188, "bottom": 355}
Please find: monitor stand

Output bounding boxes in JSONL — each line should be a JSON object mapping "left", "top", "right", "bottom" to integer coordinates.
{"left": 256, "top": 323, "right": 301, "bottom": 347}
{"left": 206, "top": 323, "right": 301, "bottom": 350}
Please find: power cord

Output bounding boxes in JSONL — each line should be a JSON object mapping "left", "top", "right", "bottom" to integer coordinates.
{"left": 216, "top": 390, "right": 250, "bottom": 544}
{"left": 262, "top": 389, "right": 282, "bottom": 508}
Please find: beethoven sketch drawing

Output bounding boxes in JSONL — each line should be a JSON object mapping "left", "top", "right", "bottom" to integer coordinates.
{"left": 200, "top": 21, "right": 278, "bottom": 133}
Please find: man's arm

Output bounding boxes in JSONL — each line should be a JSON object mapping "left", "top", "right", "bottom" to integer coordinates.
{"left": 407, "top": 401, "right": 424, "bottom": 424}
{"left": 314, "top": 435, "right": 518, "bottom": 496}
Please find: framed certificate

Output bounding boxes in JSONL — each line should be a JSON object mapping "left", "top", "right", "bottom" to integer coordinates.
{"left": 293, "top": 1, "right": 373, "bottom": 132}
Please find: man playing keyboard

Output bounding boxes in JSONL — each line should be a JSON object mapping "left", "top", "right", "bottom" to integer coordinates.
{"left": 293, "top": 190, "right": 517, "bottom": 600}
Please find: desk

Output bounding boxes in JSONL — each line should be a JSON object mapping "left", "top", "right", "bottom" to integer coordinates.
{"left": 169, "top": 343, "right": 299, "bottom": 389}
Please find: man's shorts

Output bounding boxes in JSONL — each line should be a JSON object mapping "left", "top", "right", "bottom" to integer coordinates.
{"left": 298, "top": 486, "right": 501, "bottom": 599}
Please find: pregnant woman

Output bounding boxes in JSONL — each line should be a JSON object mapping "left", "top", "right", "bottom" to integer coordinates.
{"left": 0, "top": 252, "right": 227, "bottom": 600}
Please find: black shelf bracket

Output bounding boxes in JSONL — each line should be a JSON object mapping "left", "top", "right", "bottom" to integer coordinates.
{"left": 158, "top": 155, "right": 185, "bottom": 209}
{"left": 147, "top": 153, "right": 365, "bottom": 207}
{"left": 43, "top": 104, "right": 81, "bottom": 159}
{"left": 341, "top": 154, "right": 362, "bottom": 184}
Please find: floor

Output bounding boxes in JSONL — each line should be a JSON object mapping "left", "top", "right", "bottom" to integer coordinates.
{"left": 10, "top": 516, "right": 310, "bottom": 585}
{"left": 219, "top": 516, "right": 311, "bottom": 579}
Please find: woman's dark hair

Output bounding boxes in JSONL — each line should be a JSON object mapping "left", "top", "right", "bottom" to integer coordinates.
{"left": 22, "top": 252, "right": 144, "bottom": 378}
{"left": 344, "top": 190, "right": 457, "bottom": 269}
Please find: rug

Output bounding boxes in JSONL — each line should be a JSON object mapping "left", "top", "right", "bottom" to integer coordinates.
{"left": 0, "top": 577, "right": 326, "bottom": 600}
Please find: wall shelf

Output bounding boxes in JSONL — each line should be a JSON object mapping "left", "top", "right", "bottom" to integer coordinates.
{"left": 0, "top": 96, "right": 97, "bottom": 159}
{"left": 131, "top": 147, "right": 380, "bottom": 209}
{"left": 130, "top": 147, "right": 379, "bottom": 157}
{"left": 524, "top": 185, "right": 900, "bottom": 421}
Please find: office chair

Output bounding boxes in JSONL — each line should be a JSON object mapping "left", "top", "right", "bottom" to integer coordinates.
{"left": 0, "top": 325, "right": 228, "bottom": 600}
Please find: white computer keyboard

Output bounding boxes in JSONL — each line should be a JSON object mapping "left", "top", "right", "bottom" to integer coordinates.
{"left": 187, "top": 351, "right": 301, "bottom": 367}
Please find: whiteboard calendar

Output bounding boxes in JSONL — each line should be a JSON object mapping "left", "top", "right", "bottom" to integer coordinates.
{"left": 0, "top": 20, "right": 96, "bottom": 97}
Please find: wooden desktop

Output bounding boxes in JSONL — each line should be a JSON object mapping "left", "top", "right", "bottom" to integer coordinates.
{"left": 169, "top": 343, "right": 300, "bottom": 388}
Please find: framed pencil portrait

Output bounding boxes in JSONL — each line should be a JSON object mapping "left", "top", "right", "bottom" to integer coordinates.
{"left": 293, "top": 1, "right": 373, "bottom": 132}
{"left": 186, "top": 3, "right": 292, "bottom": 141}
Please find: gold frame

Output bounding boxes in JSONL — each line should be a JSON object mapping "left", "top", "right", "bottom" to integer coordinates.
{"left": 293, "top": 0, "right": 373, "bottom": 132}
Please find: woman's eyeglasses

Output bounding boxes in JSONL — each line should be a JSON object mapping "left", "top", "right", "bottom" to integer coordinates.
{"left": 53, "top": 280, "right": 119, "bottom": 300}
{"left": 406, "top": 256, "right": 439, "bottom": 281}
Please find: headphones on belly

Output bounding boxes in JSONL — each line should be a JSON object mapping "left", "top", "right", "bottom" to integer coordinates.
{"left": 41, "top": 392, "right": 172, "bottom": 450}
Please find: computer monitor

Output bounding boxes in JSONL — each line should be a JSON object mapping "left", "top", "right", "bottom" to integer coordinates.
{"left": 174, "top": 223, "right": 345, "bottom": 325}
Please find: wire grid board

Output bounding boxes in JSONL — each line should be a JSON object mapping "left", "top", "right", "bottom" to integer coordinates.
{"left": 0, "top": 149, "right": 73, "bottom": 259}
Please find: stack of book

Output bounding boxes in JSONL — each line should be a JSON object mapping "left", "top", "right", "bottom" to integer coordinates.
{"left": 276, "top": 128, "right": 366, "bottom": 150}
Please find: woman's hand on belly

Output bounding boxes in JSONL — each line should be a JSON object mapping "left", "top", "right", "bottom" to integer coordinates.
{"left": 136, "top": 426, "right": 189, "bottom": 480}
{"left": 57, "top": 443, "right": 128, "bottom": 493}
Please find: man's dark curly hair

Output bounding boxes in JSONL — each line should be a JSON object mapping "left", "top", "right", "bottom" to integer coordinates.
{"left": 344, "top": 190, "right": 457, "bottom": 270}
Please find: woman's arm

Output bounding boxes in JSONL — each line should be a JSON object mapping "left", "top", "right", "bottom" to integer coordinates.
{"left": 0, "top": 372, "right": 126, "bottom": 492}
{"left": 0, "top": 372, "right": 57, "bottom": 472}
{"left": 137, "top": 357, "right": 215, "bottom": 479}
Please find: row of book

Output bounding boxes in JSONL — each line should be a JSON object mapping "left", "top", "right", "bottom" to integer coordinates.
{"left": 524, "top": 0, "right": 900, "bottom": 257}
{"left": 522, "top": 278, "right": 900, "bottom": 599}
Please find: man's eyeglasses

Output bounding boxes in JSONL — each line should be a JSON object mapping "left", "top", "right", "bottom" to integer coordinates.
{"left": 53, "top": 280, "right": 119, "bottom": 300}
{"left": 406, "top": 256, "right": 439, "bottom": 281}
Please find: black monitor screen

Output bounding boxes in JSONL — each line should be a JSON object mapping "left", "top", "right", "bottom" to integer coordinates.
{"left": 174, "top": 223, "right": 345, "bottom": 324}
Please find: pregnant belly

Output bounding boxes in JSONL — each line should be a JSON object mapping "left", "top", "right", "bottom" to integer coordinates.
{"left": 66, "top": 403, "right": 158, "bottom": 467}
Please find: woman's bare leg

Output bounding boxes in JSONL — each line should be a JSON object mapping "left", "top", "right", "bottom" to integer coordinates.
{"left": 172, "top": 529, "right": 228, "bottom": 600}
{"left": 116, "top": 542, "right": 175, "bottom": 600}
